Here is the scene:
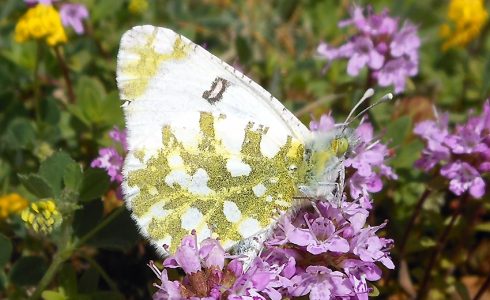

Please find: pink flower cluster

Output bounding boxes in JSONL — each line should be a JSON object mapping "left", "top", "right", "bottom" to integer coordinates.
{"left": 91, "top": 127, "right": 127, "bottom": 184}
{"left": 150, "top": 199, "right": 394, "bottom": 300}
{"left": 414, "top": 101, "right": 490, "bottom": 199}
{"left": 318, "top": 6, "right": 420, "bottom": 93}
{"left": 310, "top": 114, "right": 397, "bottom": 209}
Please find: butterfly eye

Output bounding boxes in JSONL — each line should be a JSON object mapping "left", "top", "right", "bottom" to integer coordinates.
{"left": 331, "top": 138, "right": 349, "bottom": 156}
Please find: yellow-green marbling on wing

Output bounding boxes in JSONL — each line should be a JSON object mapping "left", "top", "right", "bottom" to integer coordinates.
{"left": 126, "top": 112, "right": 305, "bottom": 253}
{"left": 118, "top": 28, "right": 188, "bottom": 100}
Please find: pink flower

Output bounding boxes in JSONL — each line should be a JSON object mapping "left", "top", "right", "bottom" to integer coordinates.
{"left": 264, "top": 198, "right": 392, "bottom": 298}
{"left": 351, "top": 223, "right": 395, "bottom": 269}
{"left": 164, "top": 235, "right": 202, "bottom": 274}
{"left": 285, "top": 215, "right": 350, "bottom": 255}
{"left": 109, "top": 127, "right": 128, "bottom": 151}
{"left": 90, "top": 148, "right": 124, "bottom": 183}
{"left": 318, "top": 5, "right": 420, "bottom": 93}
{"left": 60, "top": 3, "right": 89, "bottom": 34}
{"left": 288, "top": 266, "right": 352, "bottom": 299}
{"left": 91, "top": 127, "right": 127, "bottom": 184}
{"left": 346, "top": 37, "right": 384, "bottom": 76}
{"left": 415, "top": 101, "right": 490, "bottom": 199}
{"left": 309, "top": 113, "right": 336, "bottom": 132}
{"left": 390, "top": 22, "right": 421, "bottom": 57}
{"left": 441, "top": 161, "right": 486, "bottom": 198}
{"left": 24, "top": 0, "right": 55, "bottom": 5}
{"left": 148, "top": 262, "right": 185, "bottom": 300}
{"left": 345, "top": 120, "right": 397, "bottom": 200}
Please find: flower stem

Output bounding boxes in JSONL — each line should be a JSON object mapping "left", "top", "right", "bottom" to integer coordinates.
{"left": 30, "top": 207, "right": 124, "bottom": 299}
{"left": 33, "top": 41, "right": 42, "bottom": 126}
{"left": 31, "top": 219, "right": 74, "bottom": 300}
{"left": 30, "top": 251, "right": 67, "bottom": 300}
{"left": 54, "top": 46, "right": 75, "bottom": 103}
{"left": 398, "top": 188, "right": 431, "bottom": 257}
{"left": 415, "top": 196, "right": 467, "bottom": 300}
{"left": 473, "top": 273, "right": 490, "bottom": 300}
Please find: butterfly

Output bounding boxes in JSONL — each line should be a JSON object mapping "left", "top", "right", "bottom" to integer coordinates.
{"left": 116, "top": 25, "right": 389, "bottom": 260}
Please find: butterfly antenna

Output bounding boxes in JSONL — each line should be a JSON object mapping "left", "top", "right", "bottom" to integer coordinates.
{"left": 343, "top": 88, "right": 375, "bottom": 125}
{"left": 344, "top": 92, "right": 394, "bottom": 127}
{"left": 432, "top": 104, "right": 440, "bottom": 120}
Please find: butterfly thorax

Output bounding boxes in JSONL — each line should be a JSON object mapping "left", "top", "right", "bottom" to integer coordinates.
{"left": 299, "top": 129, "right": 355, "bottom": 198}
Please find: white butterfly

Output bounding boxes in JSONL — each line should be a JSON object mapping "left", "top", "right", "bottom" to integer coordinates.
{"left": 116, "top": 25, "right": 387, "bottom": 262}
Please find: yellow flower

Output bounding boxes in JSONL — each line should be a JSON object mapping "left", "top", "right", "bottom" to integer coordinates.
{"left": 21, "top": 199, "right": 62, "bottom": 234}
{"left": 14, "top": 4, "right": 67, "bottom": 46}
{"left": 0, "top": 193, "right": 29, "bottom": 219}
{"left": 128, "top": 0, "right": 148, "bottom": 14}
{"left": 440, "top": 0, "right": 488, "bottom": 50}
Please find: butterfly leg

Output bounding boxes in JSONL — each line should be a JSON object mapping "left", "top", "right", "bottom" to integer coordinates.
{"left": 315, "top": 181, "right": 339, "bottom": 203}
{"left": 337, "top": 166, "right": 346, "bottom": 206}
{"left": 231, "top": 230, "right": 269, "bottom": 270}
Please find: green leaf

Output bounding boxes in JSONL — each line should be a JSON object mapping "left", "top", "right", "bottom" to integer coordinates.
{"left": 0, "top": 233, "right": 12, "bottom": 268}
{"left": 454, "top": 279, "right": 471, "bottom": 300}
{"left": 475, "top": 222, "right": 490, "bottom": 232}
{"left": 420, "top": 237, "right": 437, "bottom": 248}
{"left": 79, "top": 168, "right": 110, "bottom": 202}
{"left": 63, "top": 161, "right": 83, "bottom": 194}
{"left": 385, "top": 116, "right": 412, "bottom": 146}
{"left": 18, "top": 174, "right": 55, "bottom": 198}
{"left": 73, "top": 77, "right": 106, "bottom": 125}
{"left": 88, "top": 209, "right": 139, "bottom": 251}
{"left": 39, "top": 152, "right": 77, "bottom": 197}
{"left": 391, "top": 140, "right": 424, "bottom": 169}
{"left": 278, "top": 0, "right": 298, "bottom": 19}
{"left": 1, "top": 40, "right": 36, "bottom": 71}
{"left": 41, "top": 98, "right": 61, "bottom": 126}
{"left": 70, "top": 78, "right": 123, "bottom": 128}
{"left": 78, "top": 268, "right": 100, "bottom": 294}
{"left": 59, "top": 264, "right": 77, "bottom": 297}
{"left": 9, "top": 256, "right": 47, "bottom": 286}
{"left": 41, "top": 290, "right": 67, "bottom": 300}
{"left": 2, "top": 118, "right": 36, "bottom": 150}
{"left": 90, "top": 0, "right": 124, "bottom": 22}
{"left": 369, "top": 283, "right": 380, "bottom": 296}
{"left": 73, "top": 201, "right": 103, "bottom": 238}
{"left": 0, "top": 0, "right": 20, "bottom": 19}
{"left": 101, "top": 91, "right": 124, "bottom": 126}
{"left": 0, "top": 271, "right": 6, "bottom": 291}
{"left": 89, "top": 291, "right": 124, "bottom": 300}
{"left": 236, "top": 36, "right": 252, "bottom": 65}
{"left": 482, "top": 57, "right": 490, "bottom": 98}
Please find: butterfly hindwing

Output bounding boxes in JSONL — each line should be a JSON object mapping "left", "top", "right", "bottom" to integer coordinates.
{"left": 122, "top": 111, "right": 306, "bottom": 254}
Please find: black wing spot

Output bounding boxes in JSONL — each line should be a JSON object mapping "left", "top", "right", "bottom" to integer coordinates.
{"left": 202, "top": 77, "right": 231, "bottom": 104}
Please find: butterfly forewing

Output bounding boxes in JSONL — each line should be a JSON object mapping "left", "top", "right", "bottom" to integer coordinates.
{"left": 117, "top": 25, "right": 310, "bottom": 141}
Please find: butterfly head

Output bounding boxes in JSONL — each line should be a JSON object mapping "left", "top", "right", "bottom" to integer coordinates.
{"left": 330, "top": 136, "right": 349, "bottom": 156}
{"left": 307, "top": 129, "right": 355, "bottom": 180}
